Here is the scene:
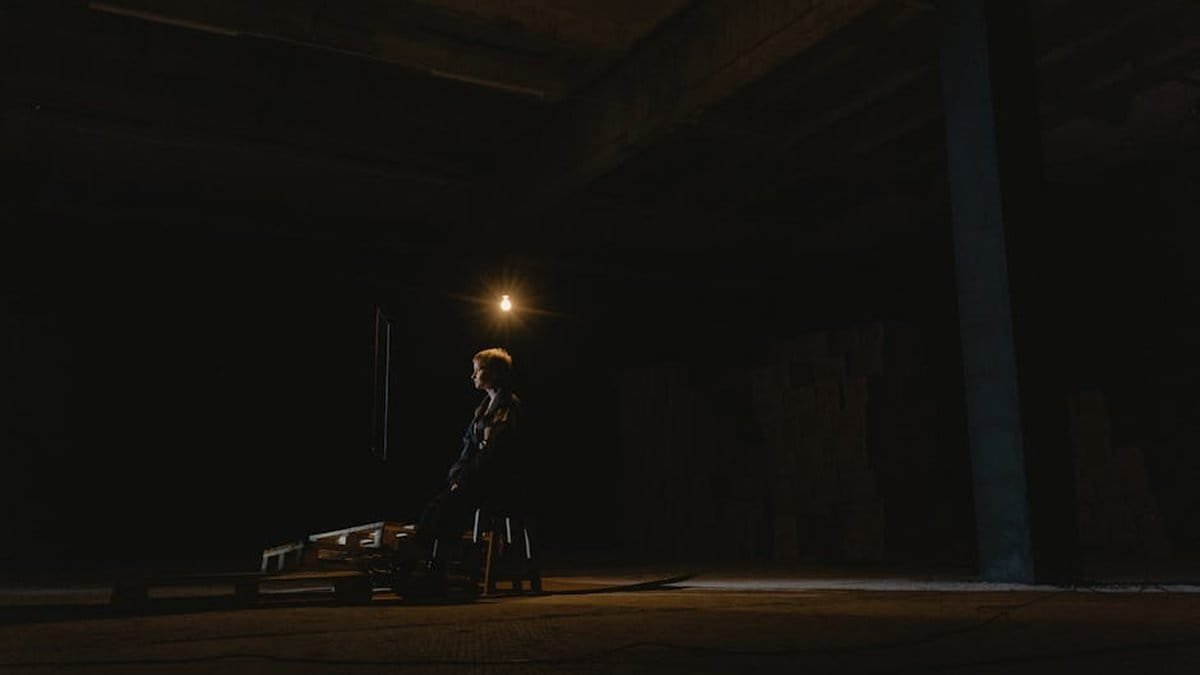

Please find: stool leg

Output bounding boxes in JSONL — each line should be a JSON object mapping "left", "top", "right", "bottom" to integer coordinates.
{"left": 522, "top": 526, "right": 542, "bottom": 593}
{"left": 482, "top": 531, "right": 496, "bottom": 596}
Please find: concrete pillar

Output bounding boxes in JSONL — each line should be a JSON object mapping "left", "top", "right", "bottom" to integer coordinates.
{"left": 939, "top": 0, "right": 1035, "bottom": 583}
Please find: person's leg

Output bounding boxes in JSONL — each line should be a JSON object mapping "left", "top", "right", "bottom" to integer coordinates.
{"left": 409, "top": 485, "right": 477, "bottom": 596}
{"left": 416, "top": 485, "right": 453, "bottom": 544}
{"left": 417, "top": 485, "right": 477, "bottom": 544}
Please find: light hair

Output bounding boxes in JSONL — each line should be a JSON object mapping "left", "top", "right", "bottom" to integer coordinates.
{"left": 473, "top": 347, "right": 513, "bottom": 386}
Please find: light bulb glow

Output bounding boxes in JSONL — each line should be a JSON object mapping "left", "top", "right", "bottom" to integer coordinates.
{"left": 500, "top": 294, "right": 513, "bottom": 312}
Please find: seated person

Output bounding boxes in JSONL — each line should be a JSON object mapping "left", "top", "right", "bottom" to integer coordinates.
{"left": 405, "top": 347, "right": 524, "bottom": 591}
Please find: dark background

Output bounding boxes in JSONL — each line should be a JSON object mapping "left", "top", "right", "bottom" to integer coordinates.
{"left": 3, "top": 1, "right": 1200, "bottom": 577}
{"left": 3, "top": 188, "right": 966, "bottom": 572}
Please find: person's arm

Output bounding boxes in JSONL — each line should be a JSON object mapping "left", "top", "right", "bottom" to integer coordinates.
{"left": 446, "top": 422, "right": 474, "bottom": 484}
{"left": 462, "top": 401, "right": 519, "bottom": 478}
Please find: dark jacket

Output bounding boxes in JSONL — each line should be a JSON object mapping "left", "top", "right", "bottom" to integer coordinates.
{"left": 446, "top": 390, "right": 523, "bottom": 505}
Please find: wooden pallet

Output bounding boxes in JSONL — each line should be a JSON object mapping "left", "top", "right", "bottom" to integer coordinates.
{"left": 255, "top": 517, "right": 541, "bottom": 600}
{"left": 110, "top": 569, "right": 373, "bottom": 609}
{"left": 262, "top": 521, "right": 417, "bottom": 573}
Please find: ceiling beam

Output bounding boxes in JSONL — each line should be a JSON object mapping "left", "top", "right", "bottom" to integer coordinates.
{"left": 377, "top": 0, "right": 635, "bottom": 53}
{"left": 477, "top": 0, "right": 890, "bottom": 221}
{"left": 86, "top": 0, "right": 581, "bottom": 100}
{"left": 0, "top": 66, "right": 470, "bottom": 179}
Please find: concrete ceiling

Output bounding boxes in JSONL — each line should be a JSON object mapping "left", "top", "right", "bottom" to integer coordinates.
{"left": 3, "top": 0, "right": 1199, "bottom": 272}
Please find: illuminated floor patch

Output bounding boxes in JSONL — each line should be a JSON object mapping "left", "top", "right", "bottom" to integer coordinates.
{"left": 668, "top": 577, "right": 1200, "bottom": 593}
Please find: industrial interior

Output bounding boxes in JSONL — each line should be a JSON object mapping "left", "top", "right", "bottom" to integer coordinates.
{"left": 3, "top": 1, "right": 1200, "bottom": 673}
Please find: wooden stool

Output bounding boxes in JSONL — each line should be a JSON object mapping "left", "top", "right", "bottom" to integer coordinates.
{"left": 472, "top": 508, "right": 541, "bottom": 595}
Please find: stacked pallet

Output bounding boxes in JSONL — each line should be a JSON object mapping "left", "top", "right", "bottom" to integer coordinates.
{"left": 1067, "top": 390, "right": 1171, "bottom": 557}
{"left": 754, "top": 325, "right": 891, "bottom": 563}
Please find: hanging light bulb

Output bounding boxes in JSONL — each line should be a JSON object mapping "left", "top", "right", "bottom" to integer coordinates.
{"left": 499, "top": 294, "right": 513, "bottom": 312}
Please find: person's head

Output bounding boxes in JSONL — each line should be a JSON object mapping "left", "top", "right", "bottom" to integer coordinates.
{"left": 471, "top": 347, "right": 513, "bottom": 391}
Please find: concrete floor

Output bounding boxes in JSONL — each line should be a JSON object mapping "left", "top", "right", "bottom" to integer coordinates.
{"left": 1, "top": 569, "right": 1198, "bottom": 674}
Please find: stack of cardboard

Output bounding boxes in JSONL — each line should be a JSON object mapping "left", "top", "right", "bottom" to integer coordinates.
{"left": 1067, "top": 390, "right": 1171, "bottom": 557}
{"left": 763, "top": 326, "right": 890, "bottom": 562}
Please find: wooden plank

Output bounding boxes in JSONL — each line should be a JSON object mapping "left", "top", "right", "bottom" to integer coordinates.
{"left": 110, "top": 569, "right": 373, "bottom": 609}
{"left": 307, "top": 521, "right": 389, "bottom": 542}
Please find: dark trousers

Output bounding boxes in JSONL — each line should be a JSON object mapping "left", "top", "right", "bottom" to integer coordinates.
{"left": 416, "top": 482, "right": 480, "bottom": 546}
